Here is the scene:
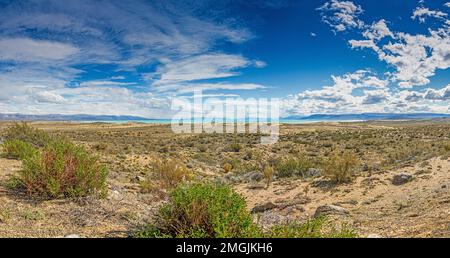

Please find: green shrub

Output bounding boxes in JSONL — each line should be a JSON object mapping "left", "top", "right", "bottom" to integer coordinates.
{"left": 16, "top": 140, "right": 108, "bottom": 198}
{"left": 275, "top": 157, "right": 313, "bottom": 178}
{"left": 1, "top": 139, "right": 38, "bottom": 160}
{"left": 2, "top": 122, "right": 52, "bottom": 147}
{"left": 136, "top": 183, "right": 260, "bottom": 238}
{"left": 323, "top": 151, "right": 359, "bottom": 183}
{"left": 229, "top": 142, "right": 242, "bottom": 152}
{"left": 136, "top": 183, "right": 357, "bottom": 238}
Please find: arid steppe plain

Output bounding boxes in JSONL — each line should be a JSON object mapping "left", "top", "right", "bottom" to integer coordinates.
{"left": 0, "top": 120, "right": 449, "bottom": 237}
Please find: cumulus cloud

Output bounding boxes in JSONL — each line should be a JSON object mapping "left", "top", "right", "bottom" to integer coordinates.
{"left": 282, "top": 71, "right": 450, "bottom": 116}
{"left": 281, "top": 70, "right": 393, "bottom": 115}
{"left": 412, "top": 7, "right": 447, "bottom": 23}
{"left": 317, "top": 0, "right": 364, "bottom": 32}
{"left": 338, "top": 3, "right": 450, "bottom": 88}
{"left": 362, "top": 20, "right": 394, "bottom": 41}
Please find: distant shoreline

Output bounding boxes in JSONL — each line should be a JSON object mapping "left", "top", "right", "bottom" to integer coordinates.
{"left": 1, "top": 118, "right": 450, "bottom": 125}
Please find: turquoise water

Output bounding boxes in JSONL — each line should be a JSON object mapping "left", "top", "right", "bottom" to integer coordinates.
{"left": 80, "top": 118, "right": 364, "bottom": 124}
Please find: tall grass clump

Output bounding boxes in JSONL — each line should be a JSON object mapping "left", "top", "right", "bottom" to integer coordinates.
{"left": 275, "top": 157, "right": 313, "bottom": 178}
{"left": 323, "top": 151, "right": 359, "bottom": 183}
{"left": 136, "top": 183, "right": 259, "bottom": 238}
{"left": 1, "top": 139, "right": 38, "bottom": 160}
{"left": 151, "top": 158, "right": 192, "bottom": 189}
{"left": 16, "top": 140, "right": 108, "bottom": 198}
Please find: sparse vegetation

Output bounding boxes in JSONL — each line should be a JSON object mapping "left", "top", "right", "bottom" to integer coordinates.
{"left": 1, "top": 139, "right": 37, "bottom": 160}
{"left": 136, "top": 183, "right": 357, "bottom": 238}
{"left": 323, "top": 151, "right": 359, "bottom": 183}
{"left": 263, "top": 165, "right": 274, "bottom": 188}
{"left": 2, "top": 122, "right": 52, "bottom": 147}
{"left": 1, "top": 121, "right": 449, "bottom": 238}
{"left": 266, "top": 218, "right": 357, "bottom": 238}
{"left": 136, "top": 183, "right": 258, "bottom": 238}
{"left": 150, "top": 158, "right": 192, "bottom": 189}
{"left": 275, "top": 157, "right": 313, "bottom": 178}
{"left": 15, "top": 140, "right": 108, "bottom": 198}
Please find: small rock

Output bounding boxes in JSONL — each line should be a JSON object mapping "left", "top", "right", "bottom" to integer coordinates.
{"left": 65, "top": 234, "right": 82, "bottom": 238}
{"left": 245, "top": 171, "right": 264, "bottom": 182}
{"left": 372, "top": 164, "right": 381, "bottom": 171}
{"left": 247, "top": 182, "right": 266, "bottom": 190}
{"left": 251, "top": 202, "right": 277, "bottom": 213}
{"left": 305, "top": 168, "right": 322, "bottom": 177}
{"left": 134, "top": 175, "right": 145, "bottom": 182}
{"left": 333, "top": 199, "right": 358, "bottom": 206}
{"left": 314, "top": 205, "right": 349, "bottom": 218}
{"left": 362, "top": 163, "right": 369, "bottom": 171}
{"left": 367, "top": 234, "right": 383, "bottom": 238}
{"left": 392, "top": 173, "right": 413, "bottom": 185}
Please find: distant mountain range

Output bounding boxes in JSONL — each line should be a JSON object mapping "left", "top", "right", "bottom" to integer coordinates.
{"left": 0, "top": 113, "right": 153, "bottom": 121}
{"left": 285, "top": 113, "right": 450, "bottom": 121}
{"left": 1, "top": 112, "right": 450, "bottom": 122}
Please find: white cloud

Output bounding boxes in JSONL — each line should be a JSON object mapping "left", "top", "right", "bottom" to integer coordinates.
{"left": 412, "top": 7, "right": 447, "bottom": 23}
{"left": 317, "top": 0, "right": 364, "bottom": 32}
{"left": 34, "top": 91, "right": 67, "bottom": 104}
{"left": 78, "top": 80, "right": 136, "bottom": 87}
{"left": 282, "top": 71, "right": 450, "bottom": 116}
{"left": 340, "top": 3, "right": 450, "bottom": 88}
{"left": 0, "top": 0, "right": 259, "bottom": 117}
{"left": 153, "top": 54, "right": 253, "bottom": 86}
{"left": 349, "top": 39, "right": 380, "bottom": 52}
{"left": 423, "top": 84, "right": 450, "bottom": 100}
{"left": 362, "top": 20, "right": 394, "bottom": 40}
{"left": 282, "top": 70, "right": 391, "bottom": 115}
{"left": 0, "top": 38, "right": 79, "bottom": 62}
{"left": 153, "top": 82, "right": 266, "bottom": 94}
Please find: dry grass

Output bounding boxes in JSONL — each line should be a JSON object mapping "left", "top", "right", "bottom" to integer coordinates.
{"left": 322, "top": 151, "right": 359, "bottom": 183}
{"left": 150, "top": 157, "right": 193, "bottom": 189}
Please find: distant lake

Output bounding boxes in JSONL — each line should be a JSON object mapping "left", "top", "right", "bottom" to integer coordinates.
{"left": 79, "top": 118, "right": 365, "bottom": 124}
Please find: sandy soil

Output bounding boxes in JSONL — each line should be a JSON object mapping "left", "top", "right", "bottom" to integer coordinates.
{"left": 235, "top": 156, "right": 450, "bottom": 237}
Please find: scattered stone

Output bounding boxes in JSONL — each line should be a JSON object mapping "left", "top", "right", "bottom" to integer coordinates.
{"left": 255, "top": 211, "right": 291, "bottom": 229}
{"left": 367, "top": 234, "right": 383, "bottom": 238}
{"left": 333, "top": 199, "right": 358, "bottom": 206}
{"left": 293, "top": 194, "right": 312, "bottom": 204}
{"left": 362, "top": 163, "right": 369, "bottom": 172}
{"left": 305, "top": 168, "right": 322, "bottom": 177}
{"left": 133, "top": 175, "right": 145, "bottom": 182}
{"left": 244, "top": 171, "right": 264, "bottom": 183}
{"left": 251, "top": 202, "right": 277, "bottom": 213}
{"left": 278, "top": 198, "right": 310, "bottom": 210}
{"left": 247, "top": 182, "right": 266, "bottom": 190}
{"left": 313, "top": 205, "right": 349, "bottom": 218}
{"left": 65, "top": 234, "right": 82, "bottom": 238}
{"left": 392, "top": 173, "right": 413, "bottom": 185}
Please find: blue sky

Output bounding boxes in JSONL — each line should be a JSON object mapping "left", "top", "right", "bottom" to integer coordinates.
{"left": 0, "top": 0, "right": 449, "bottom": 118}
